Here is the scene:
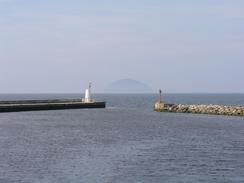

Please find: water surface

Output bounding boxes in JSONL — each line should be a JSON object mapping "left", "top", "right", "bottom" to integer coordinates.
{"left": 0, "top": 94, "right": 244, "bottom": 183}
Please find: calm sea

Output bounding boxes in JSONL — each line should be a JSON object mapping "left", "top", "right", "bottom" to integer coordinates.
{"left": 0, "top": 94, "right": 244, "bottom": 183}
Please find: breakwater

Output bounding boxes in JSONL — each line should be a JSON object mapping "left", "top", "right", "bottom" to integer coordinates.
{"left": 155, "top": 103, "right": 244, "bottom": 116}
{"left": 0, "top": 99, "right": 106, "bottom": 113}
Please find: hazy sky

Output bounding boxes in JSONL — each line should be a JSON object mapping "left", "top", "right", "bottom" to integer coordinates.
{"left": 0, "top": 0, "right": 243, "bottom": 93}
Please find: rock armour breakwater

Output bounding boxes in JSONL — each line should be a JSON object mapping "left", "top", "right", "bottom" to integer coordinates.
{"left": 156, "top": 104, "right": 244, "bottom": 116}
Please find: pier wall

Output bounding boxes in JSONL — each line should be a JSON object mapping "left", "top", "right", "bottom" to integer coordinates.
{"left": 0, "top": 99, "right": 106, "bottom": 113}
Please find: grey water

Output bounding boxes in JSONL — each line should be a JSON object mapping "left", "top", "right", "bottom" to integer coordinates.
{"left": 0, "top": 94, "right": 244, "bottom": 183}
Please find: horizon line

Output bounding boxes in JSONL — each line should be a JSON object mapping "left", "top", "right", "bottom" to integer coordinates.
{"left": 0, "top": 92, "right": 244, "bottom": 95}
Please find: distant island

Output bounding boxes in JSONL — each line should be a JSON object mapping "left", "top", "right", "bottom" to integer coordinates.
{"left": 105, "top": 79, "right": 153, "bottom": 93}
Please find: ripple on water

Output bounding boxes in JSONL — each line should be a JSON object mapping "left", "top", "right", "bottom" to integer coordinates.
{"left": 0, "top": 102, "right": 244, "bottom": 182}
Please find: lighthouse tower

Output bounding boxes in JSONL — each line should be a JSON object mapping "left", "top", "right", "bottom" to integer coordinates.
{"left": 83, "top": 83, "right": 93, "bottom": 103}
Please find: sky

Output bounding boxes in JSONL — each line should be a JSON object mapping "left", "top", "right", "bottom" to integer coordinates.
{"left": 0, "top": 0, "right": 243, "bottom": 93}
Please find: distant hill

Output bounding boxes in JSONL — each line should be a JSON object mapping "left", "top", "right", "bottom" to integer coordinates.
{"left": 105, "top": 79, "right": 153, "bottom": 93}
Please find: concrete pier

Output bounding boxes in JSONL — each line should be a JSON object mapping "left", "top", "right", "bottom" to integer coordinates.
{"left": 155, "top": 103, "right": 244, "bottom": 117}
{"left": 0, "top": 99, "right": 106, "bottom": 113}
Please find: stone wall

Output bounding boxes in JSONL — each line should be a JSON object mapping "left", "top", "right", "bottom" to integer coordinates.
{"left": 155, "top": 104, "right": 244, "bottom": 116}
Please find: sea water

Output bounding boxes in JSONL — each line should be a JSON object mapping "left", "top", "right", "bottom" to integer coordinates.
{"left": 0, "top": 94, "right": 244, "bottom": 183}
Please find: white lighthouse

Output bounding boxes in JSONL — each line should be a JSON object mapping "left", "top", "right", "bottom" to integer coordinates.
{"left": 83, "top": 83, "right": 93, "bottom": 103}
